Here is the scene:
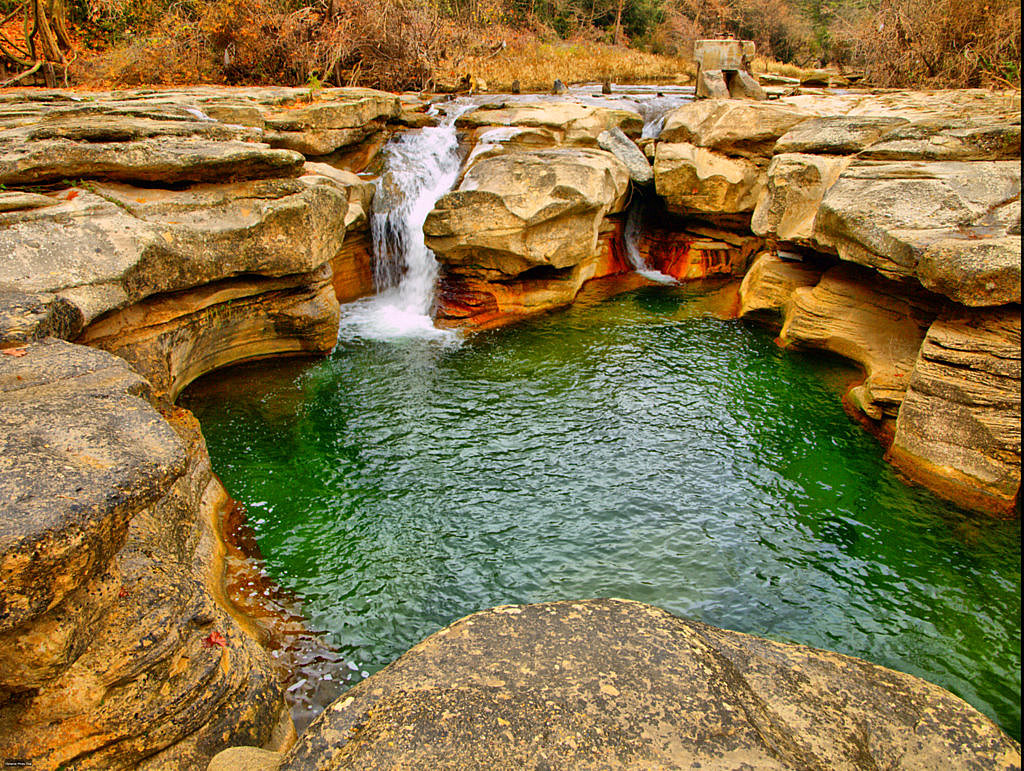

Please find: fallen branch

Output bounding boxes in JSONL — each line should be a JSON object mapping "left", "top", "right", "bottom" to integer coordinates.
{"left": 0, "top": 59, "right": 41, "bottom": 87}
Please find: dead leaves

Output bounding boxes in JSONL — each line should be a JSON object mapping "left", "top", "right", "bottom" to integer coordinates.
{"left": 1, "top": 348, "right": 28, "bottom": 357}
{"left": 203, "top": 631, "right": 228, "bottom": 648}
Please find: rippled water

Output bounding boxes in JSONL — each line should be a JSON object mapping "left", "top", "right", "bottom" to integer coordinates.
{"left": 183, "top": 283, "right": 1021, "bottom": 739}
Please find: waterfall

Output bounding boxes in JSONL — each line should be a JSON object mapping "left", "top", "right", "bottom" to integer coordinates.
{"left": 339, "top": 100, "right": 475, "bottom": 341}
{"left": 624, "top": 200, "right": 676, "bottom": 284}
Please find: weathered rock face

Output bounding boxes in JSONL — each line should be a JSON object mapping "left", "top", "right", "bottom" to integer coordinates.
{"left": 0, "top": 88, "right": 401, "bottom": 184}
{"left": 0, "top": 341, "right": 289, "bottom": 770}
{"left": 654, "top": 142, "right": 765, "bottom": 214}
{"left": 813, "top": 160, "right": 1021, "bottom": 306}
{"left": 426, "top": 148, "right": 629, "bottom": 278}
{"left": 751, "top": 153, "right": 851, "bottom": 244}
{"left": 0, "top": 87, "right": 388, "bottom": 768}
{"left": 888, "top": 307, "right": 1021, "bottom": 517}
{"left": 597, "top": 126, "right": 653, "bottom": 185}
{"left": 271, "top": 599, "right": 1020, "bottom": 770}
{"left": 738, "top": 251, "right": 824, "bottom": 323}
{"left": 425, "top": 148, "right": 630, "bottom": 329}
{"left": 456, "top": 101, "right": 643, "bottom": 146}
{"left": 435, "top": 216, "right": 631, "bottom": 330}
{"left": 0, "top": 168, "right": 358, "bottom": 395}
{"left": 772, "top": 115, "right": 910, "bottom": 155}
{"left": 638, "top": 222, "right": 762, "bottom": 282}
{"left": 780, "top": 264, "right": 942, "bottom": 420}
{"left": 660, "top": 99, "right": 810, "bottom": 157}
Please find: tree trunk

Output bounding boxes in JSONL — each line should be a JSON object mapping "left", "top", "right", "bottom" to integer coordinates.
{"left": 613, "top": 0, "right": 624, "bottom": 45}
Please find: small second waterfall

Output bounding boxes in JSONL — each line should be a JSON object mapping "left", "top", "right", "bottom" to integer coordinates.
{"left": 624, "top": 201, "right": 676, "bottom": 284}
{"left": 338, "top": 101, "right": 474, "bottom": 341}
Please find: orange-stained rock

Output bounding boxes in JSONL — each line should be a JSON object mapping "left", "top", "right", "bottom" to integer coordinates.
{"left": 436, "top": 256, "right": 601, "bottom": 331}
{"left": 888, "top": 306, "right": 1021, "bottom": 517}
{"left": 780, "top": 264, "right": 942, "bottom": 421}
{"left": 330, "top": 230, "right": 375, "bottom": 304}
{"left": 639, "top": 224, "right": 762, "bottom": 281}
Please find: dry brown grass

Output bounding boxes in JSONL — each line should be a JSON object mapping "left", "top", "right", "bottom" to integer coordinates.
{"left": 433, "top": 29, "right": 695, "bottom": 91}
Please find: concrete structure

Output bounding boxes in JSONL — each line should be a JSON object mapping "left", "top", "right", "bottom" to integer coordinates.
{"left": 693, "top": 39, "right": 766, "bottom": 100}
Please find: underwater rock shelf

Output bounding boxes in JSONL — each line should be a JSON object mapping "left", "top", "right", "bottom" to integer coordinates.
{"left": 0, "top": 85, "right": 1019, "bottom": 768}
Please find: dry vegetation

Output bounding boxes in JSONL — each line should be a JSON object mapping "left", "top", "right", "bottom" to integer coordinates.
{"left": 0, "top": 0, "right": 1018, "bottom": 90}
{"left": 433, "top": 31, "right": 694, "bottom": 91}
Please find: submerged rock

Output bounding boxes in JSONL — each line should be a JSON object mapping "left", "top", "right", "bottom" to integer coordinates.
{"left": 273, "top": 599, "right": 1020, "bottom": 770}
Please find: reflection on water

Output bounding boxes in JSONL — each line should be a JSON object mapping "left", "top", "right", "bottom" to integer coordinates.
{"left": 183, "top": 285, "right": 1022, "bottom": 739}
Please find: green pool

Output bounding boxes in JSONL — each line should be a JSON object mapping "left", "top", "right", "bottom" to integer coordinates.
{"left": 183, "top": 283, "right": 1022, "bottom": 739}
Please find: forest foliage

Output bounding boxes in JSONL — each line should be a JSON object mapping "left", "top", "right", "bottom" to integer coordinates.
{"left": 0, "top": 0, "right": 1019, "bottom": 89}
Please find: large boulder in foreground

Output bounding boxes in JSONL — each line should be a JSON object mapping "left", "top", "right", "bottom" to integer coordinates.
{"left": 266, "top": 598, "right": 1019, "bottom": 770}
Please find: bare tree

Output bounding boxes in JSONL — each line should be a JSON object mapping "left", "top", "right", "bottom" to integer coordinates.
{"left": 0, "top": 0, "right": 75, "bottom": 87}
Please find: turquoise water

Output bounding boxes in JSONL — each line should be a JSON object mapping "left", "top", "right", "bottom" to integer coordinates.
{"left": 183, "top": 284, "right": 1022, "bottom": 739}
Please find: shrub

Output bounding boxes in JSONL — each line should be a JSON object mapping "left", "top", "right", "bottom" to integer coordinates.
{"left": 835, "top": 0, "right": 1021, "bottom": 87}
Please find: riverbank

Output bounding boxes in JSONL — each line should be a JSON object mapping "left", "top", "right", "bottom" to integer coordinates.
{"left": 0, "top": 84, "right": 1019, "bottom": 768}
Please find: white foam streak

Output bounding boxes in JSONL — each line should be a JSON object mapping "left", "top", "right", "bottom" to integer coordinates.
{"left": 624, "top": 202, "right": 676, "bottom": 284}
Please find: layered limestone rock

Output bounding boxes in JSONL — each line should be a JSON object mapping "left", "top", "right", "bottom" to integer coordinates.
{"left": 636, "top": 221, "right": 762, "bottom": 282}
{"left": 738, "top": 251, "right": 824, "bottom": 323}
{"left": 0, "top": 87, "right": 401, "bottom": 177}
{"left": 654, "top": 142, "right": 765, "bottom": 215}
{"left": 654, "top": 100, "right": 810, "bottom": 216}
{"left": 751, "top": 153, "right": 851, "bottom": 245}
{"left": 0, "top": 341, "right": 289, "bottom": 770}
{"left": 779, "top": 264, "right": 942, "bottom": 421}
{"left": 243, "top": 599, "right": 1020, "bottom": 770}
{"left": 425, "top": 148, "right": 630, "bottom": 328}
{"left": 0, "top": 87, "right": 386, "bottom": 767}
{"left": 813, "top": 159, "right": 1021, "bottom": 307}
{"left": 888, "top": 307, "right": 1021, "bottom": 517}
{"left": 0, "top": 168, "right": 360, "bottom": 396}
{"left": 455, "top": 101, "right": 643, "bottom": 147}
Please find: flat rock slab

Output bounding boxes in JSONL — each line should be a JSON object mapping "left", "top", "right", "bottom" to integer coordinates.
{"left": 0, "top": 173, "right": 349, "bottom": 327}
{"left": 281, "top": 599, "right": 1019, "bottom": 770}
{"left": 0, "top": 339, "right": 185, "bottom": 633}
{"left": 814, "top": 159, "right": 1021, "bottom": 306}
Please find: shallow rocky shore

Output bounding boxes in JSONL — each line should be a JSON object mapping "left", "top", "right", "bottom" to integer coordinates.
{"left": 0, "top": 85, "right": 1019, "bottom": 768}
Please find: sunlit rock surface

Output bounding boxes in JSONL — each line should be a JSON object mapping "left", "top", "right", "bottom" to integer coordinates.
{"left": 0, "top": 170, "right": 360, "bottom": 396}
{"left": 455, "top": 100, "right": 643, "bottom": 146}
{"left": 779, "top": 264, "right": 943, "bottom": 421}
{"left": 262, "top": 599, "right": 1020, "bottom": 770}
{"left": 738, "top": 251, "right": 824, "bottom": 323}
{"left": 813, "top": 160, "right": 1021, "bottom": 306}
{"left": 0, "top": 341, "right": 288, "bottom": 770}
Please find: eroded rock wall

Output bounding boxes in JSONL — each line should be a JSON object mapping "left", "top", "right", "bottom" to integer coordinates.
{"left": 0, "top": 342, "right": 289, "bottom": 770}
{"left": 669, "top": 90, "right": 1024, "bottom": 515}
{"left": 0, "top": 87, "right": 388, "bottom": 767}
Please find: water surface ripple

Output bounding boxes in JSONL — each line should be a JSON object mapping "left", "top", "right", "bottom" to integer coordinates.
{"left": 184, "top": 285, "right": 1021, "bottom": 738}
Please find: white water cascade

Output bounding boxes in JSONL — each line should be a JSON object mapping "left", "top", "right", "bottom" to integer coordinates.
{"left": 624, "top": 201, "right": 676, "bottom": 284}
{"left": 338, "top": 101, "right": 475, "bottom": 342}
